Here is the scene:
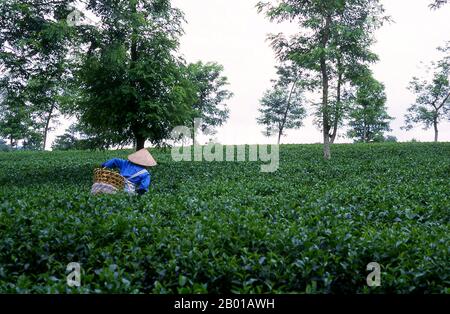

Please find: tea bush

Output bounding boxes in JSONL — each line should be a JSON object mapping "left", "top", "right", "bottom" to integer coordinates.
{"left": 0, "top": 143, "right": 448, "bottom": 293}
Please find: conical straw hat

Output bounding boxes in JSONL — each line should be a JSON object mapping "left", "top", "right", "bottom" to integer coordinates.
{"left": 128, "top": 148, "right": 157, "bottom": 167}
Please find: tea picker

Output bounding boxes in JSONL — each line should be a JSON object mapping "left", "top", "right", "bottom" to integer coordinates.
{"left": 91, "top": 148, "right": 157, "bottom": 195}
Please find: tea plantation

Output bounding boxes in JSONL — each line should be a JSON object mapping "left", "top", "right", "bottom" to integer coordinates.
{"left": 0, "top": 143, "right": 448, "bottom": 293}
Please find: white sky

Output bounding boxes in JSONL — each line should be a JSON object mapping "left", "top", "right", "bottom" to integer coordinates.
{"left": 50, "top": 0, "right": 450, "bottom": 146}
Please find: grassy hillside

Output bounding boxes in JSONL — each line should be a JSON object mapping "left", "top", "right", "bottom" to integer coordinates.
{"left": 0, "top": 143, "right": 449, "bottom": 293}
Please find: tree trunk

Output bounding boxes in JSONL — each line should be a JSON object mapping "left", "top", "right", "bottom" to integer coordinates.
{"left": 323, "top": 130, "right": 331, "bottom": 159}
{"left": 279, "top": 78, "right": 299, "bottom": 146}
{"left": 433, "top": 119, "right": 439, "bottom": 142}
{"left": 130, "top": 1, "right": 141, "bottom": 151}
{"left": 321, "top": 15, "right": 332, "bottom": 160}
{"left": 330, "top": 123, "right": 338, "bottom": 144}
{"left": 363, "top": 124, "right": 368, "bottom": 143}
{"left": 322, "top": 69, "right": 331, "bottom": 159}
{"left": 132, "top": 121, "right": 146, "bottom": 151}
{"left": 136, "top": 135, "right": 146, "bottom": 151}
{"left": 192, "top": 118, "right": 196, "bottom": 145}
{"left": 130, "top": 2, "right": 138, "bottom": 63}
{"left": 330, "top": 59, "right": 342, "bottom": 144}
{"left": 42, "top": 104, "right": 55, "bottom": 151}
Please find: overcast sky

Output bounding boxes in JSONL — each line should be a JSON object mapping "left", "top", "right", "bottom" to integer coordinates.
{"left": 51, "top": 0, "right": 450, "bottom": 146}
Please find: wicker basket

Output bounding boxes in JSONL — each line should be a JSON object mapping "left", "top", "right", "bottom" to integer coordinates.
{"left": 93, "top": 168, "right": 125, "bottom": 190}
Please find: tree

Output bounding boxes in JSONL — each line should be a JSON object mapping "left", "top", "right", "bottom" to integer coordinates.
{"left": 0, "top": 82, "right": 34, "bottom": 148}
{"left": 51, "top": 124, "right": 80, "bottom": 151}
{"left": 52, "top": 122, "right": 133, "bottom": 151}
{"left": 257, "top": 0, "right": 388, "bottom": 159}
{"left": 75, "top": 121, "right": 132, "bottom": 150}
{"left": 22, "top": 130, "right": 44, "bottom": 150}
{"left": 0, "top": 0, "right": 75, "bottom": 150}
{"left": 257, "top": 64, "right": 307, "bottom": 144}
{"left": 347, "top": 75, "right": 392, "bottom": 143}
{"left": 24, "top": 59, "right": 73, "bottom": 150}
{"left": 0, "top": 139, "right": 12, "bottom": 152}
{"left": 52, "top": 133, "right": 78, "bottom": 151}
{"left": 384, "top": 135, "right": 397, "bottom": 143}
{"left": 74, "top": 0, "right": 197, "bottom": 151}
{"left": 430, "top": 0, "right": 448, "bottom": 9}
{"left": 186, "top": 61, "right": 233, "bottom": 144}
{"left": 257, "top": 87, "right": 306, "bottom": 144}
{"left": 404, "top": 43, "right": 450, "bottom": 142}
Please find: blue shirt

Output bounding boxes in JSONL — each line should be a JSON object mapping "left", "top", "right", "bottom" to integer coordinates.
{"left": 101, "top": 158, "right": 151, "bottom": 193}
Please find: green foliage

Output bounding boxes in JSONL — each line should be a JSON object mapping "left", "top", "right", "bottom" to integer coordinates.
{"left": 404, "top": 42, "right": 450, "bottom": 142}
{"left": 186, "top": 61, "right": 233, "bottom": 138}
{"left": 51, "top": 133, "right": 79, "bottom": 151}
{"left": 258, "top": 0, "right": 389, "bottom": 158}
{"left": 259, "top": 0, "right": 393, "bottom": 153}
{"left": 0, "top": 89, "right": 32, "bottom": 148}
{"left": 74, "top": 0, "right": 197, "bottom": 148}
{"left": 383, "top": 135, "right": 398, "bottom": 143}
{"left": 0, "top": 0, "right": 76, "bottom": 150}
{"left": 257, "top": 87, "right": 306, "bottom": 141}
{"left": 52, "top": 123, "right": 130, "bottom": 151}
{"left": 0, "top": 143, "right": 448, "bottom": 293}
{"left": 22, "top": 130, "right": 44, "bottom": 151}
{"left": 0, "top": 139, "right": 12, "bottom": 152}
{"left": 347, "top": 75, "right": 392, "bottom": 143}
{"left": 257, "top": 64, "right": 308, "bottom": 144}
{"left": 1, "top": 1, "right": 226, "bottom": 150}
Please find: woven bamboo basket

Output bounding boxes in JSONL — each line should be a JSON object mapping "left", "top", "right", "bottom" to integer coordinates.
{"left": 93, "top": 168, "right": 125, "bottom": 190}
